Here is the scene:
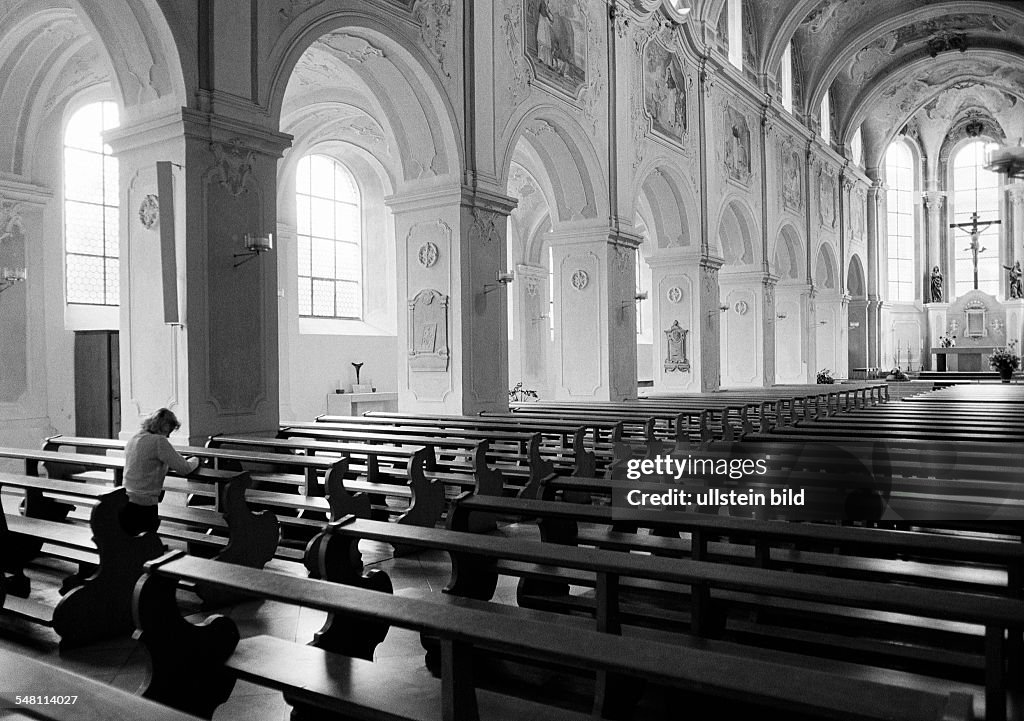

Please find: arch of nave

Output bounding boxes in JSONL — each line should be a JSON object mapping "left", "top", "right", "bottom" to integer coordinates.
{"left": 1, "top": 0, "right": 1022, "bottom": 444}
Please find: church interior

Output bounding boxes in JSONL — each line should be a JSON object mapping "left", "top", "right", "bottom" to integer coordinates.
{"left": 2, "top": 0, "right": 1024, "bottom": 719}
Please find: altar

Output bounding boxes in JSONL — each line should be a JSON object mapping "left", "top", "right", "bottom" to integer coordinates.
{"left": 932, "top": 346, "right": 996, "bottom": 372}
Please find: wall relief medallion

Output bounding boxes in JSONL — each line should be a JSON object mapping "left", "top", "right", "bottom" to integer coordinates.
{"left": 723, "top": 106, "right": 751, "bottom": 184}
{"left": 408, "top": 289, "right": 450, "bottom": 372}
{"left": 417, "top": 241, "right": 439, "bottom": 268}
{"left": 571, "top": 268, "right": 590, "bottom": 290}
{"left": 734, "top": 300, "right": 749, "bottom": 315}
{"left": 524, "top": 0, "right": 587, "bottom": 97}
{"left": 644, "top": 40, "right": 687, "bottom": 143}
{"left": 664, "top": 320, "right": 690, "bottom": 372}
{"left": 210, "top": 139, "right": 255, "bottom": 196}
{"left": 138, "top": 194, "right": 160, "bottom": 230}
{"left": 667, "top": 286, "right": 683, "bottom": 304}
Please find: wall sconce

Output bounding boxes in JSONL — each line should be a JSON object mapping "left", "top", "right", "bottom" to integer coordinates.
{"left": 233, "top": 233, "right": 273, "bottom": 268}
{"left": 622, "top": 291, "right": 649, "bottom": 307}
{"left": 776, "top": 312, "right": 787, "bottom": 320}
{"left": 849, "top": 321, "right": 861, "bottom": 329}
{"left": 819, "top": 320, "right": 828, "bottom": 325}
{"left": 0, "top": 267, "right": 26, "bottom": 293}
{"left": 719, "top": 305, "right": 729, "bottom": 312}
{"left": 483, "top": 270, "right": 515, "bottom": 294}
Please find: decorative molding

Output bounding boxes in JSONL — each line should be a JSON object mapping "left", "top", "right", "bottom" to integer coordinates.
{"left": 278, "top": 0, "right": 327, "bottom": 22}
{"left": 468, "top": 207, "right": 499, "bottom": 245}
{"left": 571, "top": 269, "right": 590, "bottom": 291}
{"left": 320, "top": 33, "right": 385, "bottom": 64}
{"left": 663, "top": 320, "right": 690, "bottom": 372}
{"left": 138, "top": 194, "right": 159, "bottom": 230}
{"left": 666, "top": 286, "right": 683, "bottom": 303}
{"left": 408, "top": 289, "right": 450, "bottom": 372}
{"left": 413, "top": 0, "right": 453, "bottom": 79}
{"left": 417, "top": 241, "right": 439, "bottom": 268}
{"left": 209, "top": 139, "right": 256, "bottom": 196}
{"left": 502, "top": 1, "right": 531, "bottom": 105}
{"left": 0, "top": 198, "right": 25, "bottom": 243}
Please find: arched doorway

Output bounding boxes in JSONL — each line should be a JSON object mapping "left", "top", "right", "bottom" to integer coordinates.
{"left": 847, "top": 254, "right": 868, "bottom": 375}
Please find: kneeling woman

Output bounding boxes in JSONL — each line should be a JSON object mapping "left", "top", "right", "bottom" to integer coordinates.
{"left": 121, "top": 408, "right": 199, "bottom": 535}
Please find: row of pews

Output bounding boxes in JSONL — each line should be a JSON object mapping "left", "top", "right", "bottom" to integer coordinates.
{"left": 0, "top": 381, "right": 1020, "bottom": 720}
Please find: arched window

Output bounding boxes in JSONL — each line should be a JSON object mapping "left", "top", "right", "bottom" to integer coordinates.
{"left": 64, "top": 101, "right": 119, "bottom": 306}
{"left": 295, "top": 154, "right": 363, "bottom": 319}
{"left": 849, "top": 127, "right": 863, "bottom": 168}
{"left": 952, "top": 140, "right": 1000, "bottom": 297}
{"left": 728, "top": 0, "right": 743, "bottom": 69}
{"left": 885, "top": 141, "right": 915, "bottom": 302}
{"left": 819, "top": 91, "right": 832, "bottom": 145}
{"left": 780, "top": 42, "right": 794, "bottom": 112}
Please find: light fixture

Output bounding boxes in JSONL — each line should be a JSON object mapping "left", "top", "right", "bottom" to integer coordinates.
{"left": 776, "top": 312, "right": 788, "bottom": 320}
{"left": 719, "top": 305, "right": 729, "bottom": 312}
{"left": 985, "top": 140, "right": 1024, "bottom": 179}
{"left": 483, "top": 270, "right": 515, "bottom": 294}
{"left": 622, "top": 291, "right": 649, "bottom": 307}
{"left": 849, "top": 321, "right": 860, "bottom": 329}
{"left": 233, "top": 233, "right": 273, "bottom": 268}
{"left": 0, "top": 267, "right": 26, "bottom": 293}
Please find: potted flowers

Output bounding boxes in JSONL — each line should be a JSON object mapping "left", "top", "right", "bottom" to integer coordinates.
{"left": 989, "top": 340, "right": 1020, "bottom": 383}
{"left": 815, "top": 369, "right": 834, "bottom": 384}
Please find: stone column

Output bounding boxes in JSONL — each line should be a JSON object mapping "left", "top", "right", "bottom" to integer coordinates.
{"left": 1006, "top": 184, "right": 1024, "bottom": 268}
{"left": 922, "top": 190, "right": 946, "bottom": 302}
{"left": 547, "top": 225, "right": 640, "bottom": 400}
{"left": 512, "top": 263, "right": 549, "bottom": 398}
{"left": 865, "top": 175, "right": 884, "bottom": 369}
{"left": 699, "top": 256, "right": 724, "bottom": 390}
{"left": 648, "top": 250, "right": 702, "bottom": 393}
{"left": 387, "top": 186, "right": 516, "bottom": 414}
{"left": 0, "top": 181, "right": 52, "bottom": 448}
{"left": 106, "top": 109, "right": 291, "bottom": 443}
{"left": 774, "top": 282, "right": 808, "bottom": 383}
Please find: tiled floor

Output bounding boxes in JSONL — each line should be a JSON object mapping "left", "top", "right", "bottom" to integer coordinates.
{"left": 0, "top": 489, "right": 525, "bottom": 721}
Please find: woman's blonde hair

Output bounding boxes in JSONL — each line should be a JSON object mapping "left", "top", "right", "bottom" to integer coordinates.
{"left": 141, "top": 408, "right": 180, "bottom": 435}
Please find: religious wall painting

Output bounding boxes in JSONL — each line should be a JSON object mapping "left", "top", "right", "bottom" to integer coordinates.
{"left": 524, "top": 0, "right": 587, "bottom": 97}
{"left": 853, "top": 187, "right": 866, "bottom": 238}
{"left": 408, "top": 289, "right": 450, "bottom": 372}
{"left": 664, "top": 320, "right": 690, "bottom": 373}
{"left": 643, "top": 41, "right": 687, "bottom": 143}
{"left": 723, "top": 106, "right": 751, "bottom": 185}
{"left": 781, "top": 144, "right": 802, "bottom": 212}
{"left": 817, "top": 167, "right": 837, "bottom": 228}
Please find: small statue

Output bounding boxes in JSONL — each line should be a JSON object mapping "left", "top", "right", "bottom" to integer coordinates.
{"left": 1004, "top": 261, "right": 1023, "bottom": 300}
{"left": 929, "top": 266, "right": 943, "bottom": 303}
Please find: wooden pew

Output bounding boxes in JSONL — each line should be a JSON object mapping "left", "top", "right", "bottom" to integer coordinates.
{"left": 37, "top": 435, "right": 442, "bottom": 530}
{"left": 0, "top": 647, "right": 204, "bottom": 721}
{"left": 273, "top": 426, "right": 560, "bottom": 499}
{"left": 0, "top": 478, "right": 163, "bottom": 645}
{"left": 132, "top": 550, "right": 976, "bottom": 721}
{"left": 0, "top": 458, "right": 282, "bottom": 589}
{"left": 444, "top": 493, "right": 1022, "bottom": 720}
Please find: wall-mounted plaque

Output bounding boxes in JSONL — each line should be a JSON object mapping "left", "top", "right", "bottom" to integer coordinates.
{"left": 664, "top": 320, "right": 690, "bottom": 373}
{"left": 408, "top": 289, "right": 449, "bottom": 372}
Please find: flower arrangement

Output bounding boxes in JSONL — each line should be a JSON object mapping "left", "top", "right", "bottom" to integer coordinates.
{"left": 816, "top": 368, "right": 834, "bottom": 384}
{"left": 989, "top": 340, "right": 1020, "bottom": 376}
{"left": 509, "top": 381, "right": 539, "bottom": 402}
{"left": 939, "top": 334, "right": 956, "bottom": 348}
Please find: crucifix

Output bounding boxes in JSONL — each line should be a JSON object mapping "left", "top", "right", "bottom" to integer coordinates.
{"left": 950, "top": 211, "right": 1001, "bottom": 290}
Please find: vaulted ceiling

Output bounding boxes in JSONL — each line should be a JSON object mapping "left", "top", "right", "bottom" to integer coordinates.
{"left": 699, "top": 0, "right": 1024, "bottom": 168}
